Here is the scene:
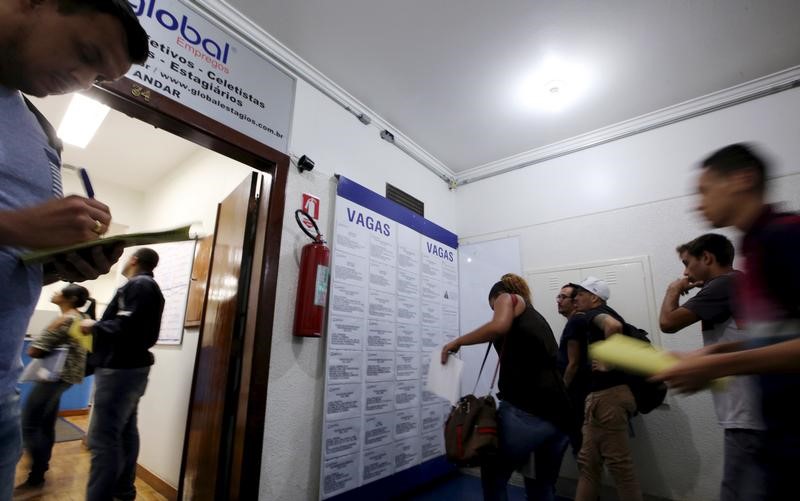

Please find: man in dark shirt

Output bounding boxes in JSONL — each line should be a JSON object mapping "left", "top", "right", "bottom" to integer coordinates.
{"left": 80, "top": 248, "right": 165, "bottom": 501}
{"left": 654, "top": 143, "right": 800, "bottom": 498}
{"left": 659, "top": 233, "right": 765, "bottom": 500}
{"left": 571, "top": 276, "right": 642, "bottom": 501}
{"left": 555, "top": 283, "right": 590, "bottom": 455}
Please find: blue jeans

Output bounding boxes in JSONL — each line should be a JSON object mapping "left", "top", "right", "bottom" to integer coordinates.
{"left": 481, "top": 401, "right": 569, "bottom": 501}
{"left": 87, "top": 367, "right": 150, "bottom": 501}
{"left": 0, "top": 391, "right": 22, "bottom": 501}
{"left": 21, "top": 381, "right": 71, "bottom": 481}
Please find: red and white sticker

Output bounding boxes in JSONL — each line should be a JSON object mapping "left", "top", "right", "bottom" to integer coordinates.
{"left": 302, "top": 192, "right": 320, "bottom": 220}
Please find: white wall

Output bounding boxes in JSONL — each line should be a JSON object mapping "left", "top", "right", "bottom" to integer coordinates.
{"left": 136, "top": 148, "right": 255, "bottom": 234}
{"left": 454, "top": 87, "right": 800, "bottom": 500}
{"left": 135, "top": 149, "right": 254, "bottom": 487}
{"left": 258, "top": 79, "right": 458, "bottom": 501}
{"left": 61, "top": 172, "right": 145, "bottom": 230}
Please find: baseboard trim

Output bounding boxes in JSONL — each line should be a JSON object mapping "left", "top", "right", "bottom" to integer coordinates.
{"left": 58, "top": 408, "right": 89, "bottom": 417}
{"left": 136, "top": 464, "right": 178, "bottom": 501}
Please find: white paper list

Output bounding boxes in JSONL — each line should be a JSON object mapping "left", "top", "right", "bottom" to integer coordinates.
{"left": 364, "top": 412, "right": 395, "bottom": 449}
{"left": 325, "top": 417, "right": 362, "bottom": 459}
{"left": 320, "top": 180, "right": 459, "bottom": 499}
{"left": 364, "top": 382, "right": 395, "bottom": 415}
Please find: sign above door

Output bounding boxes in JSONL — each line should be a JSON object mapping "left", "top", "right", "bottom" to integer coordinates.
{"left": 127, "top": 0, "right": 295, "bottom": 153}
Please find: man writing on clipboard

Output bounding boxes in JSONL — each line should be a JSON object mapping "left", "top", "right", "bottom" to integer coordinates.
{"left": 0, "top": 1, "right": 149, "bottom": 498}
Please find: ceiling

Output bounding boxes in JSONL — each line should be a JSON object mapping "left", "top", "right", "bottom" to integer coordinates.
{"left": 29, "top": 95, "right": 200, "bottom": 191}
{"left": 25, "top": 1, "right": 800, "bottom": 187}
{"left": 228, "top": 0, "right": 800, "bottom": 173}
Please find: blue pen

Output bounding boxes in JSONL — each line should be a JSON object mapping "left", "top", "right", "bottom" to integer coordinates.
{"left": 78, "top": 167, "right": 95, "bottom": 199}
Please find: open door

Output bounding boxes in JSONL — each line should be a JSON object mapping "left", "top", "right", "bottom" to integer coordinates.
{"left": 179, "top": 171, "right": 272, "bottom": 500}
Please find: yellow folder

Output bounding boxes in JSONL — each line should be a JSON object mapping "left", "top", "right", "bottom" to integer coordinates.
{"left": 68, "top": 318, "right": 93, "bottom": 353}
{"left": 589, "top": 334, "right": 727, "bottom": 390}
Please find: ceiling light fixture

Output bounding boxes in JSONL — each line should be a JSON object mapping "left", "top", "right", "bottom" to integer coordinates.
{"left": 57, "top": 94, "right": 110, "bottom": 148}
{"left": 517, "top": 56, "right": 589, "bottom": 112}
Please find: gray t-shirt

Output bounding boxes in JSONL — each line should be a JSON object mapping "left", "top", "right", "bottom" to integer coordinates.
{"left": 683, "top": 271, "right": 765, "bottom": 430}
{"left": 0, "top": 85, "right": 62, "bottom": 395}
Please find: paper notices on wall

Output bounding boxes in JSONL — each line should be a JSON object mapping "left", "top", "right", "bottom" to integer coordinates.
{"left": 149, "top": 240, "right": 196, "bottom": 344}
{"left": 319, "top": 177, "right": 459, "bottom": 499}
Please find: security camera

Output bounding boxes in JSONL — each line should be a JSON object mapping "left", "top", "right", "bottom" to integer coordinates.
{"left": 380, "top": 130, "right": 395, "bottom": 143}
{"left": 297, "top": 155, "right": 315, "bottom": 173}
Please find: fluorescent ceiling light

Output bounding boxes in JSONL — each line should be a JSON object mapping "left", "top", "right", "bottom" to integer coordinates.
{"left": 57, "top": 94, "right": 110, "bottom": 148}
{"left": 517, "top": 55, "right": 590, "bottom": 112}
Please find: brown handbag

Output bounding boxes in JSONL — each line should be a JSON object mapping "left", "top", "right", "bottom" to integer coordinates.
{"left": 444, "top": 341, "right": 503, "bottom": 466}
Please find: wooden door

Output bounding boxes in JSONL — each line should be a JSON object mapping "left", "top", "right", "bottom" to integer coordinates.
{"left": 179, "top": 172, "right": 261, "bottom": 500}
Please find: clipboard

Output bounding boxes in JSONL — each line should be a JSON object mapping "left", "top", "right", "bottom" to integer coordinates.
{"left": 20, "top": 224, "right": 194, "bottom": 266}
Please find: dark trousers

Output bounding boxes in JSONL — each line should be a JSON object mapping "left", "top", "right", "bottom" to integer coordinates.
{"left": 763, "top": 429, "right": 800, "bottom": 500}
{"left": 720, "top": 429, "right": 767, "bottom": 501}
{"left": 21, "top": 381, "right": 71, "bottom": 480}
{"left": 87, "top": 367, "right": 149, "bottom": 501}
{"left": 567, "top": 386, "right": 588, "bottom": 457}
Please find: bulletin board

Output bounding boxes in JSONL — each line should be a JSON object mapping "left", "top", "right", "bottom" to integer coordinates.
{"left": 319, "top": 177, "right": 459, "bottom": 500}
{"left": 148, "top": 240, "right": 197, "bottom": 345}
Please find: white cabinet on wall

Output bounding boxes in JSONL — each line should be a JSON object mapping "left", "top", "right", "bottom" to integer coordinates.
{"left": 527, "top": 256, "right": 661, "bottom": 346}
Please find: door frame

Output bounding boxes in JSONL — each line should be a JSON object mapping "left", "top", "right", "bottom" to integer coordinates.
{"left": 89, "top": 77, "right": 289, "bottom": 499}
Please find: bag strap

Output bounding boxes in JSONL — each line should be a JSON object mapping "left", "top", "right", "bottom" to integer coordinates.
{"left": 23, "top": 95, "right": 63, "bottom": 157}
{"left": 473, "top": 293, "right": 518, "bottom": 394}
{"left": 471, "top": 342, "right": 493, "bottom": 395}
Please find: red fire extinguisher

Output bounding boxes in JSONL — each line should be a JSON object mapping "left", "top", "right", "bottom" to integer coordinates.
{"left": 293, "top": 209, "right": 330, "bottom": 337}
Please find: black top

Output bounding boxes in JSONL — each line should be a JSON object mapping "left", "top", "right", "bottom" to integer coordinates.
{"left": 583, "top": 304, "right": 629, "bottom": 392}
{"left": 557, "top": 313, "right": 591, "bottom": 396}
{"left": 493, "top": 301, "right": 571, "bottom": 429}
{"left": 90, "top": 272, "right": 165, "bottom": 369}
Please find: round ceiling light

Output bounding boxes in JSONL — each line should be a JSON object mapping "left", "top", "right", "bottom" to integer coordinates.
{"left": 516, "top": 57, "right": 589, "bottom": 112}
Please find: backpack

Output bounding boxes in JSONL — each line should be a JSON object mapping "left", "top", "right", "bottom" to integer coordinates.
{"left": 621, "top": 323, "right": 667, "bottom": 414}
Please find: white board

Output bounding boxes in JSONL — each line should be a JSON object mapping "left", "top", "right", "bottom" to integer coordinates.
{"left": 457, "top": 237, "right": 522, "bottom": 397}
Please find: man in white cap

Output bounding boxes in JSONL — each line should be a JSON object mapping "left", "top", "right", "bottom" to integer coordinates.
{"left": 570, "top": 276, "right": 642, "bottom": 501}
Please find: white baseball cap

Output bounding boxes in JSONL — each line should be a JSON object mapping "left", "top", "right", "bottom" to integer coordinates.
{"left": 574, "top": 276, "right": 610, "bottom": 301}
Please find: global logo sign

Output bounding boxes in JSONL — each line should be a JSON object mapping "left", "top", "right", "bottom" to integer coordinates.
{"left": 129, "top": 0, "right": 232, "bottom": 64}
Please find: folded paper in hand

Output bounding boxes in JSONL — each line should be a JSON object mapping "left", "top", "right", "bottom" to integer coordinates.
{"left": 20, "top": 347, "right": 69, "bottom": 383}
{"left": 425, "top": 348, "right": 463, "bottom": 405}
{"left": 19, "top": 224, "right": 194, "bottom": 266}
